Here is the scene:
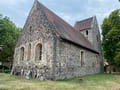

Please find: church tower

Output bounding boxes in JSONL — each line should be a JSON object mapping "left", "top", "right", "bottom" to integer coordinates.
{"left": 74, "top": 16, "right": 101, "bottom": 52}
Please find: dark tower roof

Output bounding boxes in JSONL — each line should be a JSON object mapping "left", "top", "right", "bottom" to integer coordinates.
{"left": 74, "top": 17, "right": 94, "bottom": 31}
{"left": 34, "top": 0, "right": 98, "bottom": 53}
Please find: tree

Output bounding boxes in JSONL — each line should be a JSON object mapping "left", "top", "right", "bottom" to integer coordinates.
{"left": 0, "top": 14, "right": 21, "bottom": 64}
{"left": 114, "top": 42, "right": 120, "bottom": 67}
{"left": 101, "top": 9, "right": 120, "bottom": 68}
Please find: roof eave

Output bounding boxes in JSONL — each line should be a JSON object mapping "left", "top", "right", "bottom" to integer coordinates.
{"left": 79, "top": 28, "right": 91, "bottom": 31}
{"left": 60, "top": 36, "right": 99, "bottom": 54}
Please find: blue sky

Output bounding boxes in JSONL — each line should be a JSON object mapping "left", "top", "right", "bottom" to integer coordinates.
{"left": 0, "top": 0, "right": 120, "bottom": 31}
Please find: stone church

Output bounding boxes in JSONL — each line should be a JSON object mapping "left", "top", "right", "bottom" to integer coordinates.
{"left": 12, "top": 0, "right": 103, "bottom": 80}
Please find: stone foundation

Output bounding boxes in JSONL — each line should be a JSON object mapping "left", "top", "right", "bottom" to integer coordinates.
{"left": 12, "top": 65, "right": 53, "bottom": 80}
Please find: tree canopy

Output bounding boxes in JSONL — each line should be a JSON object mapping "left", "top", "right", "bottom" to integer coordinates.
{"left": 0, "top": 14, "right": 21, "bottom": 63}
{"left": 101, "top": 9, "right": 120, "bottom": 68}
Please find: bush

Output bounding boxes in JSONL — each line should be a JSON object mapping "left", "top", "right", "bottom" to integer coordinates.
{"left": 0, "top": 69, "right": 11, "bottom": 73}
{"left": 0, "top": 65, "right": 9, "bottom": 69}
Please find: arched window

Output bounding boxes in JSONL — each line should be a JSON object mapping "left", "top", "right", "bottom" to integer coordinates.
{"left": 35, "top": 44, "right": 42, "bottom": 61}
{"left": 28, "top": 44, "right": 31, "bottom": 60}
{"left": 20, "top": 47, "right": 24, "bottom": 61}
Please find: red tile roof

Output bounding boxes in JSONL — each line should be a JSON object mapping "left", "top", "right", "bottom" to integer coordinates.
{"left": 36, "top": 1, "right": 98, "bottom": 53}
{"left": 74, "top": 17, "right": 93, "bottom": 31}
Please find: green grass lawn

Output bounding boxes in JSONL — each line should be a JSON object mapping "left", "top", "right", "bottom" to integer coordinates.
{"left": 0, "top": 73, "right": 120, "bottom": 90}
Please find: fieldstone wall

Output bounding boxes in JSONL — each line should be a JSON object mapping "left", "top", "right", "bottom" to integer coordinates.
{"left": 78, "top": 17, "right": 103, "bottom": 73}
{"left": 53, "top": 39, "right": 101, "bottom": 80}
{"left": 12, "top": 1, "right": 57, "bottom": 80}
{"left": 12, "top": 1, "right": 103, "bottom": 80}
{"left": 12, "top": 39, "right": 55, "bottom": 80}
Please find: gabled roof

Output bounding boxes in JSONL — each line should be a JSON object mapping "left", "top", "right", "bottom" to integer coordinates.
{"left": 74, "top": 17, "right": 93, "bottom": 31}
{"left": 35, "top": 0, "right": 98, "bottom": 53}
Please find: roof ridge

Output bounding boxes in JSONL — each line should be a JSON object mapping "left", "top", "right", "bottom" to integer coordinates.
{"left": 76, "top": 17, "right": 94, "bottom": 23}
{"left": 37, "top": 1, "right": 74, "bottom": 29}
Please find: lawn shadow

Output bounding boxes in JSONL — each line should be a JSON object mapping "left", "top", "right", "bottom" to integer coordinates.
{"left": 111, "top": 72, "right": 120, "bottom": 75}
{"left": 56, "top": 74, "right": 114, "bottom": 84}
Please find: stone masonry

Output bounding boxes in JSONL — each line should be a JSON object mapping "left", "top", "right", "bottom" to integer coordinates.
{"left": 12, "top": 0, "right": 103, "bottom": 80}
